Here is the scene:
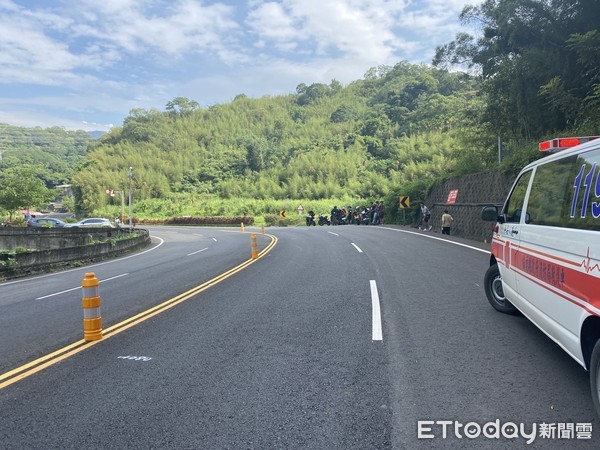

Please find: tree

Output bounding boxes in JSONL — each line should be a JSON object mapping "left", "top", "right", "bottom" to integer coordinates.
{"left": 0, "top": 167, "right": 53, "bottom": 219}
{"left": 165, "top": 97, "right": 200, "bottom": 116}
{"left": 242, "top": 136, "right": 268, "bottom": 172}
{"left": 331, "top": 105, "right": 358, "bottom": 123}
{"left": 329, "top": 79, "right": 343, "bottom": 94}
{"left": 121, "top": 108, "right": 167, "bottom": 142}
{"left": 433, "top": 0, "right": 600, "bottom": 138}
{"left": 296, "top": 83, "right": 331, "bottom": 105}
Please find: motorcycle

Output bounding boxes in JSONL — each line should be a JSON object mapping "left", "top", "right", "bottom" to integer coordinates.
{"left": 318, "top": 214, "right": 331, "bottom": 226}
{"left": 361, "top": 211, "right": 370, "bottom": 225}
{"left": 339, "top": 210, "right": 348, "bottom": 225}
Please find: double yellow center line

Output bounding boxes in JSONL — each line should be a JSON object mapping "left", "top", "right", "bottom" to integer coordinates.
{"left": 0, "top": 232, "right": 277, "bottom": 390}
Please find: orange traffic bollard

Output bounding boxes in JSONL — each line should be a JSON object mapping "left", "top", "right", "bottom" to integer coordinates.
{"left": 261, "top": 224, "right": 265, "bottom": 235}
{"left": 251, "top": 233, "right": 258, "bottom": 259}
{"left": 241, "top": 222, "right": 245, "bottom": 233}
{"left": 82, "top": 273, "right": 103, "bottom": 341}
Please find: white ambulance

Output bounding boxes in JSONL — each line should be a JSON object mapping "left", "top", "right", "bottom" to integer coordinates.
{"left": 482, "top": 136, "right": 600, "bottom": 416}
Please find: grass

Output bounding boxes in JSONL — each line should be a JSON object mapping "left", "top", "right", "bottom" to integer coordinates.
{"left": 94, "top": 195, "right": 373, "bottom": 226}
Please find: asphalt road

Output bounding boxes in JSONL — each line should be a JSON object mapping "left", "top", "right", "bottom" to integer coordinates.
{"left": 0, "top": 225, "right": 598, "bottom": 449}
{"left": 0, "top": 227, "right": 255, "bottom": 373}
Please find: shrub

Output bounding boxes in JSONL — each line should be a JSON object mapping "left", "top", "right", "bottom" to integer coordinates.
{"left": 264, "top": 214, "right": 301, "bottom": 227}
{"left": 136, "top": 216, "right": 254, "bottom": 226}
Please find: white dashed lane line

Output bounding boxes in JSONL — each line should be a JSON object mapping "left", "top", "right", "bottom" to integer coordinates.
{"left": 187, "top": 247, "right": 209, "bottom": 256}
{"left": 351, "top": 243, "right": 363, "bottom": 253}
{"left": 370, "top": 280, "right": 383, "bottom": 341}
{"left": 36, "top": 273, "right": 129, "bottom": 300}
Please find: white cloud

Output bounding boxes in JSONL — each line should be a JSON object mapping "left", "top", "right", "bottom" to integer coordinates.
{"left": 0, "top": 16, "right": 78, "bottom": 84}
{"left": 247, "top": 2, "right": 299, "bottom": 46}
{"left": 246, "top": 0, "right": 409, "bottom": 63}
{"left": 69, "top": 0, "right": 242, "bottom": 60}
{"left": 0, "top": 0, "right": 471, "bottom": 130}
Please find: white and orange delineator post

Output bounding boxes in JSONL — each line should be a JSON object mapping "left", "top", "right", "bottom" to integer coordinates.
{"left": 251, "top": 233, "right": 258, "bottom": 260}
{"left": 82, "top": 273, "right": 103, "bottom": 341}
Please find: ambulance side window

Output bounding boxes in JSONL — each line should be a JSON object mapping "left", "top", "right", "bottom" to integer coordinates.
{"left": 503, "top": 171, "right": 531, "bottom": 223}
{"left": 526, "top": 150, "right": 600, "bottom": 230}
{"left": 526, "top": 156, "right": 577, "bottom": 227}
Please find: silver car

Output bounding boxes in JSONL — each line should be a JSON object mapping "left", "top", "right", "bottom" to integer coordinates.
{"left": 64, "top": 218, "right": 116, "bottom": 228}
{"left": 26, "top": 217, "right": 67, "bottom": 228}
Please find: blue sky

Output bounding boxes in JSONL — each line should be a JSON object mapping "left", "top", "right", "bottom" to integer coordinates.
{"left": 0, "top": 0, "right": 473, "bottom": 132}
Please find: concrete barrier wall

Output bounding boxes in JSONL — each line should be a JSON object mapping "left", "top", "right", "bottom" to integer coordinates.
{"left": 0, "top": 227, "right": 126, "bottom": 251}
{"left": 0, "top": 229, "right": 150, "bottom": 279}
{"left": 424, "top": 171, "right": 516, "bottom": 242}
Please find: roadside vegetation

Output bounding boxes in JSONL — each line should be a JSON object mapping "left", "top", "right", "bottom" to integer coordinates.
{"left": 1, "top": 0, "right": 598, "bottom": 225}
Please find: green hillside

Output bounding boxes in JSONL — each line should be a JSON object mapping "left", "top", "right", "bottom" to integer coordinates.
{"left": 72, "top": 63, "right": 491, "bottom": 220}
{"left": 0, "top": 124, "right": 93, "bottom": 187}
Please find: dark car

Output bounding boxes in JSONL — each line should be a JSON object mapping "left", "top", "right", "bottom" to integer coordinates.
{"left": 26, "top": 217, "right": 67, "bottom": 228}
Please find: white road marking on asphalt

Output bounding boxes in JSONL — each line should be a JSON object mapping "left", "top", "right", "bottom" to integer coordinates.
{"left": 351, "top": 243, "right": 363, "bottom": 253}
{"left": 36, "top": 273, "right": 129, "bottom": 300}
{"left": 378, "top": 227, "right": 489, "bottom": 254}
{"left": 36, "top": 287, "right": 80, "bottom": 300}
{"left": 193, "top": 233, "right": 204, "bottom": 237}
{"left": 187, "top": 247, "right": 209, "bottom": 256}
{"left": 328, "top": 231, "right": 339, "bottom": 236}
{"left": 213, "top": 238, "right": 218, "bottom": 242}
{"left": 117, "top": 355, "right": 152, "bottom": 361}
{"left": 370, "top": 280, "right": 383, "bottom": 341}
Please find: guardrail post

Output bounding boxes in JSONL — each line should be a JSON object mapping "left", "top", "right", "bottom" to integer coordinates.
{"left": 82, "top": 273, "right": 103, "bottom": 341}
{"left": 251, "top": 233, "right": 258, "bottom": 259}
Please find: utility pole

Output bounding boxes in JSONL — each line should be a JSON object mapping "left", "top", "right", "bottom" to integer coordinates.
{"left": 498, "top": 135, "right": 503, "bottom": 164}
{"left": 120, "top": 190, "right": 125, "bottom": 225}
{"left": 128, "top": 167, "right": 133, "bottom": 231}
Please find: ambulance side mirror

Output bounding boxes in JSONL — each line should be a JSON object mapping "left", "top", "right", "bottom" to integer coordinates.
{"left": 481, "top": 205, "right": 504, "bottom": 223}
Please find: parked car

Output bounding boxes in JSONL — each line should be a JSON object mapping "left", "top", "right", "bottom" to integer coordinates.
{"left": 64, "top": 218, "right": 116, "bottom": 228}
{"left": 26, "top": 217, "right": 67, "bottom": 228}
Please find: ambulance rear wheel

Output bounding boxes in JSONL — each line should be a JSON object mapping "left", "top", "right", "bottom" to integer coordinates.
{"left": 590, "top": 340, "right": 600, "bottom": 418}
{"left": 484, "top": 264, "right": 517, "bottom": 314}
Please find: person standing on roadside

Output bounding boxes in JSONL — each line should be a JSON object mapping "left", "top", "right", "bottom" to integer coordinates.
{"left": 370, "top": 201, "right": 378, "bottom": 224}
{"left": 331, "top": 205, "right": 340, "bottom": 225}
{"left": 377, "top": 201, "right": 385, "bottom": 225}
{"left": 420, "top": 202, "right": 432, "bottom": 231}
{"left": 441, "top": 209, "right": 454, "bottom": 235}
